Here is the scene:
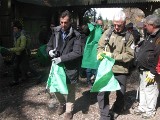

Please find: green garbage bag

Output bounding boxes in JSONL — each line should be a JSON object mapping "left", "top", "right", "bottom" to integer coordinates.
{"left": 36, "top": 44, "right": 50, "bottom": 66}
{"left": 91, "top": 55, "right": 120, "bottom": 92}
{"left": 46, "top": 62, "right": 68, "bottom": 94}
{"left": 0, "top": 46, "right": 9, "bottom": 54}
{"left": 81, "top": 23, "right": 102, "bottom": 69}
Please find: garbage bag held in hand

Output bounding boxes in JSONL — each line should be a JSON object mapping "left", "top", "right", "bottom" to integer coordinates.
{"left": 81, "top": 23, "right": 102, "bottom": 69}
{"left": 36, "top": 44, "right": 50, "bottom": 66}
{"left": 0, "top": 46, "right": 9, "bottom": 55}
{"left": 91, "top": 55, "right": 120, "bottom": 92}
{"left": 46, "top": 62, "right": 68, "bottom": 94}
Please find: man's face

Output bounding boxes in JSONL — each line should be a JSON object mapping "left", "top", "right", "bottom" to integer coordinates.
{"left": 144, "top": 23, "right": 154, "bottom": 34}
{"left": 97, "top": 20, "right": 103, "bottom": 28}
{"left": 13, "top": 27, "right": 19, "bottom": 33}
{"left": 113, "top": 20, "right": 125, "bottom": 33}
{"left": 60, "top": 16, "right": 71, "bottom": 31}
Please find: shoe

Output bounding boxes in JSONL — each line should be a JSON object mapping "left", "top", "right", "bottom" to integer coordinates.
{"left": 134, "top": 108, "right": 145, "bottom": 115}
{"left": 57, "top": 104, "right": 65, "bottom": 115}
{"left": 111, "top": 113, "right": 119, "bottom": 120}
{"left": 142, "top": 112, "right": 156, "bottom": 119}
{"left": 109, "top": 111, "right": 119, "bottom": 120}
{"left": 64, "top": 112, "right": 73, "bottom": 120}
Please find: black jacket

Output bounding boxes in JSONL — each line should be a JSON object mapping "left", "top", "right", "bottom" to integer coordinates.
{"left": 137, "top": 29, "right": 160, "bottom": 74}
{"left": 46, "top": 26, "right": 82, "bottom": 84}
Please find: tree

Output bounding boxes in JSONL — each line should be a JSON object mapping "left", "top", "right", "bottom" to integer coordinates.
{"left": 123, "top": 8, "right": 145, "bottom": 25}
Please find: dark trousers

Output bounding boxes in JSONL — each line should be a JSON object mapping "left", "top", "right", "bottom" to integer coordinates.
{"left": 13, "top": 51, "right": 29, "bottom": 82}
{"left": 86, "top": 68, "right": 97, "bottom": 85}
{"left": 97, "top": 74, "right": 127, "bottom": 120}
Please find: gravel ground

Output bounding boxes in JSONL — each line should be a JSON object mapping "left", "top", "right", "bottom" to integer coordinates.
{"left": 0, "top": 64, "right": 159, "bottom": 120}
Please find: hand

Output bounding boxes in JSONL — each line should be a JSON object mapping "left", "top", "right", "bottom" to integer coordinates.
{"left": 145, "top": 71, "right": 155, "bottom": 83}
{"left": 104, "top": 52, "right": 112, "bottom": 57}
{"left": 97, "top": 51, "right": 112, "bottom": 60}
{"left": 52, "top": 57, "right": 61, "bottom": 64}
{"left": 49, "top": 49, "right": 56, "bottom": 57}
{"left": 97, "top": 52, "right": 103, "bottom": 60}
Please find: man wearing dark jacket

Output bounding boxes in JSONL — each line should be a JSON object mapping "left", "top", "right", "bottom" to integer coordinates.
{"left": 46, "top": 10, "right": 82, "bottom": 120}
{"left": 134, "top": 15, "right": 160, "bottom": 119}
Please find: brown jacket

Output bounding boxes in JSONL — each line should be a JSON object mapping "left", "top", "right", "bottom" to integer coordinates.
{"left": 97, "top": 28, "right": 134, "bottom": 74}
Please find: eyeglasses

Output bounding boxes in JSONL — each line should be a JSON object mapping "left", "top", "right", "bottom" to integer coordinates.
{"left": 114, "top": 24, "right": 123, "bottom": 28}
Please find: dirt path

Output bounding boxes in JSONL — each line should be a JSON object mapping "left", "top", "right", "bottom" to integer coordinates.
{"left": 0, "top": 68, "right": 159, "bottom": 120}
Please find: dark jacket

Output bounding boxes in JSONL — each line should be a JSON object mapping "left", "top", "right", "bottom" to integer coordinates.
{"left": 46, "top": 26, "right": 82, "bottom": 84}
{"left": 137, "top": 29, "right": 160, "bottom": 74}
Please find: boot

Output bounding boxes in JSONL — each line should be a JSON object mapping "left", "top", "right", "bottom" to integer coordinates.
{"left": 57, "top": 104, "right": 65, "bottom": 115}
{"left": 64, "top": 112, "right": 73, "bottom": 120}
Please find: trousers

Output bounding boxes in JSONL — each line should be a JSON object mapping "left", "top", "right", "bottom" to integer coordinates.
{"left": 54, "top": 84, "right": 75, "bottom": 113}
{"left": 138, "top": 71, "right": 159, "bottom": 113}
{"left": 97, "top": 74, "right": 127, "bottom": 120}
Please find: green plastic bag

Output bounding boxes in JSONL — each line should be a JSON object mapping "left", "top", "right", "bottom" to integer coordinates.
{"left": 46, "top": 62, "right": 68, "bottom": 94}
{"left": 91, "top": 55, "right": 120, "bottom": 92}
{"left": 36, "top": 44, "right": 50, "bottom": 66}
{"left": 81, "top": 23, "right": 102, "bottom": 69}
{"left": 0, "top": 46, "right": 9, "bottom": 54}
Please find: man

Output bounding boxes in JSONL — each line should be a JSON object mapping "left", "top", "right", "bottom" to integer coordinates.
{"left": 46, "top": 10, "right": 82, "bottom": 120}
{"left": 9, "top": 20, "right": 29, "bottom": 85}
{"left": 134, "top": 15, "right": 160, "bottom": 119}
{"left": 97, "top": 11, "right": 134, "bottom": 120}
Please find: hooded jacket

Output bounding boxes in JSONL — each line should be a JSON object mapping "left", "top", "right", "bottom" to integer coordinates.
{"left": 46, "top": 26, "right": 82, "bottom": 84}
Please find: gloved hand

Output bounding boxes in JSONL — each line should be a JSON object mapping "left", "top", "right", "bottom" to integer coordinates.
{"left": 97, "top": 51, "right": 112, "bottom": 61}
{"left": 145, "top": 71, "right": 155, "bottom": 83}
{"left": 52, "top": 57, "right": 61, "bottom": 64}
{"left": 104, "top": 52, "right": 112, "bottom": 57}
{"left": 49, "top": 49, "right": 56, "bottom": 57}
{"left": 97, "top": 52, "right": 104, "bottom": 60}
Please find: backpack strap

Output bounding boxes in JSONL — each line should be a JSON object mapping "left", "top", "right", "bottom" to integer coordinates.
{"left": 124, "top": 31, "right": 131, "bottom": 46}
{"left": 105, "top": 27, "right": 114, "bottom": 45}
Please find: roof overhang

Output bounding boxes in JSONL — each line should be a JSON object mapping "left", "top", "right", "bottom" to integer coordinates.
{"left": 16, "top": 0, "right": 160, "bottom": 7}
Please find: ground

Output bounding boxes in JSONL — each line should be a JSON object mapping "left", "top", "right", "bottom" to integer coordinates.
{"left": 0, "top": 60, "right": 159, "bottom": 120}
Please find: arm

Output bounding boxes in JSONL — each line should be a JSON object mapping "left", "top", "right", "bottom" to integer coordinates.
{"left": 112, "top": 34, "right": 135, "bottom": 63}
{"left": 10, "top": 35, "right": 26, "bottom": 53}
{"left": 60, "top": 35, "right": 82, "bottom": 62}
{"left": 113, "top": 35, "right": 134, "bottom": 63}
{"left": 97, "top": 30, "right": 108, "bottom": 54}
{"left": 46, "top": 34, "right": 54, "bottom": 54}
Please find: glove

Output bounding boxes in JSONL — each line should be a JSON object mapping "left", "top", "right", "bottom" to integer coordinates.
{"left": 104, "top": 52, "right": 112, "bottom": 57}
{"left": 145, "top": 71, "right": 155, "bottom": 83}
{"left": 52, "top": 57, "right": 61, "bottom": 64}
{"left": 97, "top": 51, "right": 112, "bottom": 60}
{"left": 97, "top": 52, "right": 104, "bottom": 60}
{"left": 49, "top": 49, "right": 56, "bottom": 57}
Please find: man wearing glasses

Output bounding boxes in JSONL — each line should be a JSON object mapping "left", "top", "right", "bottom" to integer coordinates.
{"left": 97, "top": 11, "right": 134, "bottom": 120}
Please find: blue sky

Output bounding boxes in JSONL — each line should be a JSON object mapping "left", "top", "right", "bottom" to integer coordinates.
{"left": 95, "top": 8, "right": 123, "bottom": 20}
